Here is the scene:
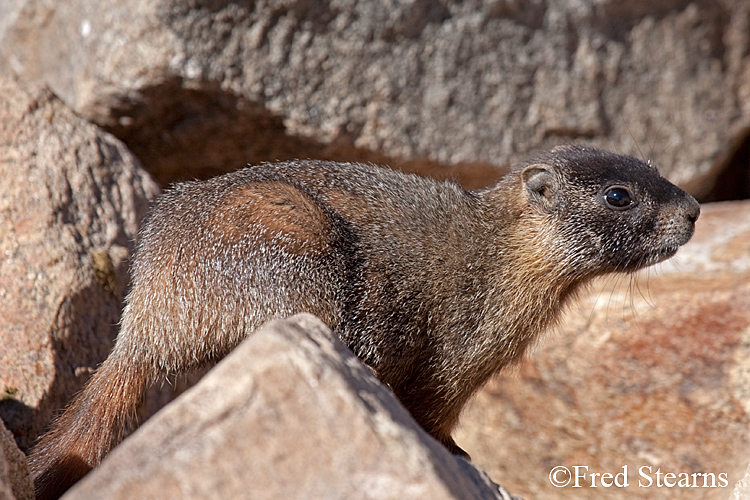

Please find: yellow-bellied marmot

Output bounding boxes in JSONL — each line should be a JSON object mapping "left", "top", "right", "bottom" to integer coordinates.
{"left": 30, "top": 145, "right": 700, "bottom": 499}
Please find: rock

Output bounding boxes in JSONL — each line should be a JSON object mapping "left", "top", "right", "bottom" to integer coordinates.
{"left": 0, "top": 420, "right": 33, "bottom": 500}
{"left": 731, "top": 461, "right": 750, "bottom": 500}
{"left": 0, "top": 75, "right": 161, "bottom": 450}
{"left": 2, "top": 1, "right": 749, "bottom": 195}
{"left": 455, "top": 201, "right": 750, "bottom": 500}
{"left": 63, "top": 314, "right": 513, "bottom": 500}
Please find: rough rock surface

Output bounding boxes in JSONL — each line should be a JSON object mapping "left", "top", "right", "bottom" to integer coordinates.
{"left": 63, "top": 314, "right": 513, "bottom": 500}
{"left": 0, "top": 75, "right": 160, "bottom": 450}
{"left": 0, "top": 420, "right": 32, "bottom": 500}
{"left": 731, "top": 461, "right": 750, "bottom": 500}
{"left": 455, "top": 200, "right": 750, "bottom": 500}
{"left": 2, "top": 0, "right": 749, "bottom": 195}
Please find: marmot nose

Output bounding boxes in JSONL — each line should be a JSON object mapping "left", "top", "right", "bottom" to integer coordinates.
{"left": 684, "top": 197, "right": 700, "bottom": 225}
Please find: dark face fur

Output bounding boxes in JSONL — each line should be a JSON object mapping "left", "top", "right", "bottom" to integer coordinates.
{"left": 524, "top": 145, "right": 700, "bottom": 276}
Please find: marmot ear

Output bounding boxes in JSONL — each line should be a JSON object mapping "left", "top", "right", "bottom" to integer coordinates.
{"left": 522, "top": 164, "right": 559, "bottom": 210}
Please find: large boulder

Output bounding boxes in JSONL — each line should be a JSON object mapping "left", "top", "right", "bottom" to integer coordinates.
{"left": 63, "top": 314, "right": 516, "bottom": 500}
{"left": 455, "top": 200, "right": 750, "bottom": 500}
{"left": 2, "top": 0, "right": 749, "bottom": 194}
{"left": 0, "top": 75, "right": 160, "bottom": 450}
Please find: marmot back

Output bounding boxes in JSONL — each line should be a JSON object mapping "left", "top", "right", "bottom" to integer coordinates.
{"left": 29, "top": 145, "right": 700, "bottom": 499}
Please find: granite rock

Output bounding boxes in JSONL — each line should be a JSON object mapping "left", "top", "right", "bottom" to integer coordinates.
{"left": 63, "top": 314, "right": 515, "bottom": 500}
{"left": 0, "top": 420, "right": 32, "bottom": 500}
{"left": 2, "top": 0, "right": 749, "bottom": 194}
{"left": 0, "top": 75, "right": 160, "bottom": 450}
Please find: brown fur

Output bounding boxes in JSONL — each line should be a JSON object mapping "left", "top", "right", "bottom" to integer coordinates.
{"left": 215, "top": 182, "right": 334, "bottom": 254}
{"left": 29, "top": 146, "right": 700, "bottom": 499}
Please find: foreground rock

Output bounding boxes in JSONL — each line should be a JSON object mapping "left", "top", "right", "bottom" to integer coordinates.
{"left": 0, "top": 421, "right": 32, "bottom": 500}
{"left": 731, "top": 462, "right": 750, "bottom": 500}
{"left": 63, "top": 314, "right": 514, "bottom": 500}
{"left": 2, "top": 1, "right": 749, "bottom": 193}
{"left": 455, "top": 200, "right": 750, "bottom": 500}
{"left": 0, "top": 76, "right": 160, "bottom": 449}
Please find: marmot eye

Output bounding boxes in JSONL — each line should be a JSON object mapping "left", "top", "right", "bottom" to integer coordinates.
{"left": 603, "top": 187, "right": 633, "bottom": 209}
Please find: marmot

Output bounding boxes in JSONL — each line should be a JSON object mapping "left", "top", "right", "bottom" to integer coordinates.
{"left": 29, "top": 145, "right": 699, "bottom": 499}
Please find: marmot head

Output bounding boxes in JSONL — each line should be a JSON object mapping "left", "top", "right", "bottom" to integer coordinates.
{"left": 519, "top": 145, "right": 700, "bottom": 276}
